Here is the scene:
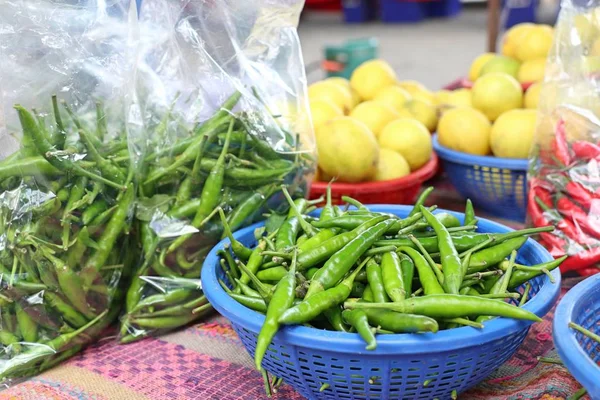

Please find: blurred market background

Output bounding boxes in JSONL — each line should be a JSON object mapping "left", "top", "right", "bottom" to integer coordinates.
{"left": 300, "top": 0, "right": 559, "bottom": 88}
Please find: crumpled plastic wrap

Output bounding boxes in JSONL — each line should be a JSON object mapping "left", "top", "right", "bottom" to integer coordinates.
{"left": 0, "top": 0, "right": 138, "bottom": 385}
{"left": 118, "top": 0, "right": 315, "bottom": 343}
{"left": 528, "top": 0, "right": 600, "bottom": 276}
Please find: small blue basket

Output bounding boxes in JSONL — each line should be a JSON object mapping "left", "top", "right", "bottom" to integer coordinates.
{"left": 202, "top": 205, "right": 560, "bottom": 400}
{"left": 433, "top": 135, "right": 529, "bottom": 222}
{"left": 553, "top": 275, "right": 600, "bottom": 399}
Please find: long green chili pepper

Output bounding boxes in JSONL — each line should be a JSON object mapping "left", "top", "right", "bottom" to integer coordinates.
{"left": 15, "top": 303, "right": 38, "bottom": 342}
{"left": 82, "top": 184, "right": 133, "bottom": 287}
{"left": 346, "top": 300, "right": 439, "bottom": 333}
{"left": 380, "top": 251, "right": 405, "bottom": 302}
{"left": 230, "top": 293, "right": 268, "bottom": 313}
{"left": 400, "top": 247, "right": 444, "bottom": 295}
{"left": 255, "top": 251, "right": 297, "bottom": 371}
{"left": 342, "top": 309, "right": 376, "bottom": 350}
{"left": 366, "top": 258, "right": 389, "bottom": 303}
{"left": 409, "top": 186, "right": 434, "bottom": 217}
{"left": 464, "top": 199, "right": 477, "bottom": 226}
{"left": 280, "top": 257, "right": 368, "bottom": 325}
{"left": 305, "top": 219, "right": 393, "bottom": 298}
{"left": 324, "top": 306, "right": 349, "bottom": 332}
{"left": 44, "top": 291, "right": 88, "bottom": 328}
{"left": 218, "top": 208, "right": 253, "bottom": 260}
{"left": 466, "top": 236, "right": 527, "bottom": 274}
{"left": 345, "top": 294, "right": 541, "bottom": 321}
{"left": 419, "top": 206, "right": 462, "bottom": 294}
{"left": 226, "top": 184, "right": 279, "bottom": 234}
{"left": 399, "top": 253, "right": 414, "bottom": 299}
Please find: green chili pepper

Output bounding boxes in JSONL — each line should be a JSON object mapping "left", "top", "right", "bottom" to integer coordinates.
{"left": 130, "top": 289, "right": 193, "bottom": 314}
{"left": 419, "top": 206, "right": 462, "bottom": 294}
{"left": 400, "top": 247, "right": 444, "bottom": 295}
{"left": 226, "top": 184, "right": 279, "bottom": 234}
{"left": 399, "top": 253, "right": 414, "bottom": 299}
{"left": 362, "top": 285, "right": 374, "bottom": 302}
{"left": 324, "top": 306, "right": 349, "bottom": 332}
{"left": 44, "top": 291, "right": 88, "bottom": 328}
{"left": 358, "top": 307, "right": 438, "bottom": 333}
{"left": 229, "top": 293, "right": 268, "bottom": 313}
{"left": 366, "top": 258, "right": 389, "bottom": 303}
{"left": 466, "top": 236, "right": 527, "bottom": 274}
{"left": 380, "top": 251, "right": 405, "bottom": 302}
{"left": 279, "top": 258, "right": 367, "bottom": 325}
{"left": 342, "top": 309, "right": 376, "bottom": 350}
{"left": 305, "top": 219, "right": 393, "bottom": 298}
{"left": 296, "top": 215, "right": 388, "bottom": 270}
{"left": 219, "top": 208, "right": 253, "bottom": 261}
{"left": 256, "top": 266, "right": 288, "bottom": 282}
{"left": 464, "top": 199, "right": 477, "bottom": 226}
{"left": 15, "top": 303, "right": 38, "bottom": 342}
{"left": 409, "top": 187, "right": 434, "bottom": 217}
{"left": 345, "top": 294, "right": 541, "bottom": 321}
{"left": 255, "top": 251, "right": 297, "bottom": 371}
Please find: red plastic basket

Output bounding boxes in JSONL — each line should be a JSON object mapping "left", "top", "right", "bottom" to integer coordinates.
{"left": 309, "top": 153, "right": 438, "bottom": 205}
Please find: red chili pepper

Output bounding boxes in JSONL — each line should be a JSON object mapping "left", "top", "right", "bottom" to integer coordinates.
{"left": 556, "top": 195, "right": 600, "bottom": 239}
{"left": 572, "top": 141, "right": 600, "bottom": 161}
{"left": 565, "top": 181, "right": 594, "bottom": 209}
{"left": 534, "top": 195, "right": 595, "bottom": 245}
{"left": 560, "top": 246, "right": 600, "bottom": 272}
{"left": 552, "top": 119, "right": 572, "bottom": 166}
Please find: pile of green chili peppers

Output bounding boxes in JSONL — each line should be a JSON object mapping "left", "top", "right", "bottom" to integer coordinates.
{"left": 217, "top": 186, "right": 565, "bottom": 385}
{"left": 0, "top": 91, "right": 313, "bottom": 381}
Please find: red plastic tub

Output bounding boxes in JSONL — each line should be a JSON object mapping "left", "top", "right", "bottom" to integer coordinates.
{"left": 309, "top": 153, "right": 438, "bottom": 205}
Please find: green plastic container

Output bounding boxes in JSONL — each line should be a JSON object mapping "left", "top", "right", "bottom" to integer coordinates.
{"left": 324, "top": 38, "right": 378, "bottom": 79}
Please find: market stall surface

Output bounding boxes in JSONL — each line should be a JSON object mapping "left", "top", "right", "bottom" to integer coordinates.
{"left": 0, "top": 180, "right": 587, "bottom": 400}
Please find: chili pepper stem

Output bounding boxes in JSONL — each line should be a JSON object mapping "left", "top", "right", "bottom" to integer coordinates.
{"left": 569, "top": 322, "right": 600, "bottom": 344}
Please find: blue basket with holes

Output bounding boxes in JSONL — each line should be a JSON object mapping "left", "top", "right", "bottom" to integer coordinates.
{"left": 432, "top": 135, "right": 528, "bottom": 222}
{"left": 553, "top": 275, "right": 600, "bottom": 399}
{"left": 202, "top": 205, "right": 561, "bottom": 400}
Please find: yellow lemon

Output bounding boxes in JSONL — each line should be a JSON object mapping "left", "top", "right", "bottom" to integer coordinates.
{"left": 490, "top": 109, "right": 537, "bottom": 158}
{"left": 397, "top": 80, "right": 427, "bottom": 94}
{"left": 438, "top": 107, "right": 491, "bottom": 155}
{"left": 326, "top": 77, "right": 361, "bottom": 107}
{"left": 316, "top": 117, "right": 379, "bottom": 182}
{"left": 524, "top": 82, "right": 542, "bottom": 109}
{"left": 437, "top": 89, "right": 472, "bottom": 113}
{"left": 514, "top": 25, "right": 554, "bottom": 62}
{"left": 308, "top": 81, "right": 353, "bottom": 114}
{"left": 350, "top": 59, "right": 397, "bottom": 101}
{"left": 472, "top": 72, "right": 523, "bottom": 121}
{"left": 349, "top": 101, "right": 400, "bottom": 138}
{"left": 372, "top": 148, "right": 411, "bottom": 181}
{"left": 398, "top": 99, "right": 438, "bottom": 132}
{"left": 309, "top": 99, "right": 344, "bottom": 128}
{"left": 373, "top": 86, "right": 412, "bottom": 112}
{"left": 501, "top": 23, "right": 535, "bottom": 58}
{"left": 517, "top": 58, "right": 546, "bottom": 83}
{"left": 469, "top": 53, "right": 496, "bottom": 81}
{"left": 378, "top": 118, "right": 432, "bottom": 170}
{"left": 480, "top": 55, "right": 521, "bottom": 79}
{"left": 435, "top": 90, "right": 453, "bottom": 106}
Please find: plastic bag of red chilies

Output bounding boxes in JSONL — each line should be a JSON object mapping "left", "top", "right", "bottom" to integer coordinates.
{"left": 527, "top": 0, "right": 600, "bottom": 276}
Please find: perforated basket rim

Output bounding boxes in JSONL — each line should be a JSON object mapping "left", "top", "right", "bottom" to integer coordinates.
{"left": 202, "top": 205, "right": 561, "bottom": 355}
{"left": 432, "top": 135, "right": 528, "bottom": 171}
{"left": 553, "top": 274, "right": 600, "bottom": 397}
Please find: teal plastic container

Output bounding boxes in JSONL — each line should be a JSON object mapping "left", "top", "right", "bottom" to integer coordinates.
{"left": 324, "top": 38, "right": 378, "bottom": 79}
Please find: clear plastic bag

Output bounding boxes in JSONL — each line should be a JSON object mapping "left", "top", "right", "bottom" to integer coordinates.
{"left": 528, "top": 0, "right": 600, "bottom": 276}
{"left": 0, "top": 0, "right": 138, "bottom": 384}
{"left": 118, "top": 0, "right": 315, "bottom": 343}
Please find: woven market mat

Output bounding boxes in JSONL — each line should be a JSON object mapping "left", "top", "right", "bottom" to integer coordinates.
{"left": 0, "top": 182, "right": 590, "bottom": 400}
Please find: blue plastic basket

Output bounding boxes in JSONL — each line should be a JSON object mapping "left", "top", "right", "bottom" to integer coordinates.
{"left": 380, "top": 0, "right": 425, "bottom": 23}
{"left": 433, "top": 135, "right": 529, "bottom": 222}
{"left": 553, "top": 275, "right": 600, "bottom": 399}
{"left": 202, "top": 205, "right": 561, "bottom": 400}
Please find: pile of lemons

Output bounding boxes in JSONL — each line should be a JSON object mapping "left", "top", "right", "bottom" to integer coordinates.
{"left": 437, "top": 23, "right": 553, "bottom": 159}
{"left": 310, "top": 60, "right": 435, "bottom": 183}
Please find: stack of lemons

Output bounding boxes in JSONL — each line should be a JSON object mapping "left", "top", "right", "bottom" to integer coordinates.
{"left": 436, "top": 23, "right": 553, "bottom": 159}
{"left": 310, "top": 60, "right": 435, "bottom": 183}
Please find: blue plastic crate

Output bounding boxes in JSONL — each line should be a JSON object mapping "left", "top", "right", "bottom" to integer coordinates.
{"left": 202, "top": 205, "right": 561, "bottom": 400}
{"left": 342, "top": 0, "right": 377, "bottom": 23}
{"left": 380, "top": 0, "right": 425, "bottom": 23}
{"left": 554, "top": 274, "right": 600, "bottom": 399}
{"left": 433, "top": 135, "right": 528, "bottom": 222}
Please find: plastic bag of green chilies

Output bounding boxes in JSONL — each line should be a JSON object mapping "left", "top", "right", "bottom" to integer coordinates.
{"left": 0, "top": 0, "right": 139, "bottom": 385}
{"left": 118, "top": 0, "right": 316, "bottom": 343}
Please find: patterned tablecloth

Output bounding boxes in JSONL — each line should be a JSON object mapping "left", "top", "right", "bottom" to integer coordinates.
{"left": 0, "top": 180, "right": 591, "bottom": 400}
